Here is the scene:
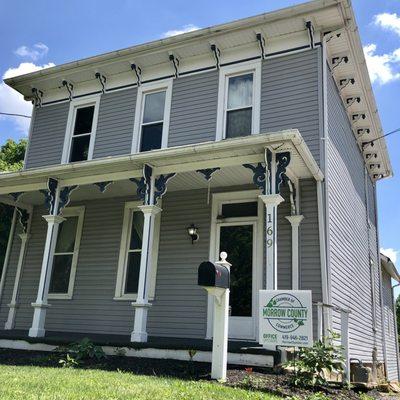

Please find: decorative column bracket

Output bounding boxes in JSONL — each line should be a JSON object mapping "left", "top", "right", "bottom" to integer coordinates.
{"left": 9, "top": 192, "right": 24, "bottom": 202}
{"left": 32, "top": 87, "right": 44, "bottom": 108}
{"left": 62, "top": 80, "right": 74, "bottom": 101}
{"left": 210, "top": 44, "right": 221, "bottom": 69}
{"left": 130, "top": 164, "right": 153, "bottom": 205}
{"left": 285, "top": 177, "right": 297, "bottom": 216}
{"left": 58, "top": 185, "right": 79, "bottom": 214}
{"left": 39, "top": 178, "right": 59, "bottom": 214}
{"left": 276, "top": 152, "right": 291, "bottom": 194}
{"left": 154, "top": 173, "right": 176, "bottom": 204}
{"left": 131, "top": 63, "right": 142, "bottom": 86}
{"left": 16, "top": 207, "right": 30, "bottom": 234}
{"left": 93, "top": 181, "right": 113, "bottom": 193}
{"left": 196, "top": 167, "right": 220, "bottom": 182}
{"left": 95, "top": 72, "right": 107, "bottom": 93}
{"left": 243, "top": 163, "right": 266, "bottom": 194}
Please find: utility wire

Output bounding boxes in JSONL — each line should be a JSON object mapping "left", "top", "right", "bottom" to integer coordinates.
{"left": 0, "top": 112, "right": 31, "bottom": 118}
{"left": 364, "top": 127, "right": 400, "bottom": 146}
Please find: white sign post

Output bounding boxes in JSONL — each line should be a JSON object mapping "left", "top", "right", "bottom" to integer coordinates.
{"left": 259, "top": 290, "right": 313, "bottom": 348}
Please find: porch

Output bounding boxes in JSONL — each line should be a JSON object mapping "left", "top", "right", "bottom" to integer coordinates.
{"left": 0, "top": 130, "right": 325, "bottom": 357}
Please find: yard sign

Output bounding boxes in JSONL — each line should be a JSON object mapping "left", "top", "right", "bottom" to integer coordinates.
{"left": 259, "top": 290, "right": 313, "bottom": 347}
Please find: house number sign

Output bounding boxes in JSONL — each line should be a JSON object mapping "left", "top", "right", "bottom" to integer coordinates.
{"left": 266, "top": 213, "right": 273, "bottom": 247}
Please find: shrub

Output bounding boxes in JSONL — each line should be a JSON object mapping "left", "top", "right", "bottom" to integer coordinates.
{"left": 59, "top": 354, "right": 80, "bottom": 368}
{"left": 69, "top": 337, "right": 106, "bottom": 362}
{"left": 285, "top": 331, "right": 345, "bottom": 388}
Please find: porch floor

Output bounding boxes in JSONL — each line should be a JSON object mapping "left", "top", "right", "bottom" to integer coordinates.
{"left": 0, "top": 330, "right": 280, "bottom": 364}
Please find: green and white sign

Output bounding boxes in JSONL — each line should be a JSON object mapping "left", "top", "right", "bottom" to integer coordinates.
{"left": 259, "top": 290, "right": 313, "bottom": 347}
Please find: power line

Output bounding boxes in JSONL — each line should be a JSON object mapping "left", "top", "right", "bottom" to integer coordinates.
{"left": 365, "top": 127, "right": 400, "bottom": 146}
{"left": 0, "top": 112, "right": 31, "bottom": 119}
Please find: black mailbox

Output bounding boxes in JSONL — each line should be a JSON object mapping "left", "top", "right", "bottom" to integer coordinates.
{"left": 198, "top": 261, "right": 230, "bottom": 289}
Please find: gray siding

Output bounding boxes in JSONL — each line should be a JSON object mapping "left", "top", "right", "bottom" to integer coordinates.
{"left": 382, "top": 270, "right": 399, "bottom": 381}
{"left": 93, "top": 88, "right": 137, "bottom": 158}
{"left": 260, "top": 48, "right": 321, "bottom": 164}
{"left": 168, "top": 71, "right": 219, "bottom": 147}
{"left": 25, "top": 102, "right": 69, "bottom": 169}
{"left": 326, "top": 71, "right": 380, "bottom": 363}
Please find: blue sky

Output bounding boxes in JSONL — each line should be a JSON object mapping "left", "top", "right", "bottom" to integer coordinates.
{"left": 0, "top": 0, "right": 400, "bottom": 289}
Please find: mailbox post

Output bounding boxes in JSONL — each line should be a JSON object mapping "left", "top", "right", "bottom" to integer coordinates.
{"left": 198, "top": 252, "right": 231, "bottom": 381}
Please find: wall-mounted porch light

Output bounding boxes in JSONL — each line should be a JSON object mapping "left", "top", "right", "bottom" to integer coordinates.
{"left": 187, "top": 224, "right": 199, "bottom": 244}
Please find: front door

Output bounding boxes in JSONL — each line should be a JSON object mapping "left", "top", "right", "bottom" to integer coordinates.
{"left": 217, "top": 221, "right": 256, "bottom": 340}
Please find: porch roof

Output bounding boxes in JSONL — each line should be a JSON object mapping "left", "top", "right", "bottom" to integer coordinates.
{"left": 0, "top": 129, "right": 323, "bottom": 200}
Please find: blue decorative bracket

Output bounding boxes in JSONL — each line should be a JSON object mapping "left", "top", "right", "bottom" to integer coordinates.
{"left": 130, "top": 164, "right": 153, "bottom": 205}
{"left": 154, "top": 173, "right": 176, "bottom": 204}
{"left": 40, "top": 178, "right": 59, "bottom": 214}
{"left": 16, "top": 207, "right": 30, "bottom": 233}
{"left": 58, "top": 185, "right": 79, "bottom": 214}
{"left": 243, "top": 163, "right": 266, "bottom": 194}
{"left": 196, "top": 168, "right": 220, "bottom": 182}
{"left": 276, "top": 152, "right": 291, "bottom": 194}
{"left": 9, "top": 192, "right": 24, "bottom": 202}
{"left": 94, "top": 181, "right": 113, "bottom": 193}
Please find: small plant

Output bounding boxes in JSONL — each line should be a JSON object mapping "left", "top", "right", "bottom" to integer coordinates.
{"left": 59, "top": 354, "right": 80, "bottom": 368}
{"left": 188, "top": 349, "right": 197, "bottom": 362}
{"left": 114, "top": 347, "right": 127, "bottom": 357}
{"left": 285, "top": 331, "right": 345, "bottom": 388}
{"left": 69, "top": 337, "right": 106, "bottom": 362}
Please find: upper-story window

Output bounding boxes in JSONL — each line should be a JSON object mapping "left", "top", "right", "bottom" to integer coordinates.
{"left": 132, "top": 79, "right": 173, "bottom": 153}
{"left": 62, "top": 95, "right": 100, "bottom": 163}
{"left": 216, "top": 60, "right": 261, "bottom": 141}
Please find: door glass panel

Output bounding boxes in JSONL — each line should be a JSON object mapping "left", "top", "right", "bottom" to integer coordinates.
{"left": 220, "top": 225, "right": 253, "bottom": 317}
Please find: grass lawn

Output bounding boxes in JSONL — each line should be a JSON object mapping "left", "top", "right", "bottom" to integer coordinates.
{"left": 0, "top": 364, "right": 281, "bottom": 400}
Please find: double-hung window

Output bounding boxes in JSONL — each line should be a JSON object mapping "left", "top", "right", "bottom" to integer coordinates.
{"left": 132, "top": 80, "right": 173, "bottom": 153}
{"left": 216, "top": 61, "right": 261, "bottom": 140}
{"left": 48, "top": 206, "right": 85, "bottom": 299}
{"left": 114, "top": 201, "right": 161, "bottom": 300}
{"left": 63, "top": 95, "right": 100, "bottom": 163}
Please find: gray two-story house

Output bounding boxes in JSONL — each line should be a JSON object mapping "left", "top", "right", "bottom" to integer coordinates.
{"left": 0, "top": 0, "right": 399, "bottom": 382}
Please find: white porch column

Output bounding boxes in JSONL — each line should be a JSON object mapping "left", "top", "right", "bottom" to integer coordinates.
{"left": 285, "top": 215, "right": 304, "bottom": 290}
{"left": 131, "top": 204, "right": 162, "bottom": 342}
{"left": 5, "top": 232, "right": 30, "bottom": 329}
{"left": 29, "top": 214, "right": 65, "bottom": 337}
{"left": 259, "top": 194, "right": 284, "bottom": 290}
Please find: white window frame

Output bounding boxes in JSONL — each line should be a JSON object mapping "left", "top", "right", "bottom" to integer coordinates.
{"left": 48, "top": 206, "right": 85, "bottom": 300}
{"left": 216, "top": 60, "right": 261, "bottom": 141}
{"left": 114, "top": 201, "right": 161, "bottom": 301}
{"left": 61, "top": 94, "right": 101, "bottom": 164}
{"left": 131, "top": 79, "right": 173, "bottom": 153}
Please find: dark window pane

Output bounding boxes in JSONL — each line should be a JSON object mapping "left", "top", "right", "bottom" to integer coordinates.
{"left": 130, "top": 211, "right": 144, "bottom": 250}
{"left": 228, "top": 74, "right": 253, "bottom": 109}
{"left": 74, "top": 106, "right": 94, "bottom": 135}
{"left": 226, "top": 107, "right": 252, "bottom": 138}
{"left": 70, "top": 135, "right": 90, "bottom": 162}
{"left": 125, "top": 252, "right": 141, "bottom": 294}
{"left": 143, "top": 91, "right": 166, "bottom": 123}
{"left": 56, "top": 217, "right": 78, "bottom": 253}
{"left": 220, "top": 225, "right": 253, "bottom": 317}
{"left": 221, "top": 202, "right": 257, "bottom": 218}
{"left": 140, "top": 123, "right": 163, "bottom": 152}
{"left": 49, "top": 254, "right": 73, "bottom": 293}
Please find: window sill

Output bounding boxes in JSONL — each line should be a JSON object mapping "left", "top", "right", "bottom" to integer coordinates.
{"left": 113, "top": 296, "right": 155, "bottom": 301}
{"left": 48, "top": 294, "right": 73, "bottom": 300}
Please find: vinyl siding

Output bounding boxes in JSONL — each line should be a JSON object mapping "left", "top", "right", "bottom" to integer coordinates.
{"left": 93, "top": 88, "right": 137, "bottom": 158}
{"left": 168, "top": 71, "right": 219, "bottom": 147}
{"left": 25, "top": 102, "right": 69, "bottom": 169}
{"left": 382, "top": 270, "right": 399, "bottom": 381}
{"left": 260, "top": 48, "right": 321, "bottom": 165}
{"left": 326, "top": 71, "right": 379, "bottom": 363}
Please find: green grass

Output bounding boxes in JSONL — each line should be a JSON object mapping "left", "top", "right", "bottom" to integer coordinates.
{"left": 0, "top": 365, "right": 281, "bottom": 400}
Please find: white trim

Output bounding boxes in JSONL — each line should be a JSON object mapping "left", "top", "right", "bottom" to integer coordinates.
{"left": 22, "top": 106, "right": 36, "bottom": 170}
{"left": 61, "top": 94, "right": 101, "bottom": 164}
{"left": 131, "top": 79, "right": 173, "bottom": 154}
{"left": 216, "top": 60, "right": 261, "bottom": 141}
{"left": 114, "top": 201, "right": 161, "bottom": 301}
{"left": 48, "top": 206, "right": 85, "bottom": 300}
{"left": 207, "top": 190, "right": 263, "bottom": 340}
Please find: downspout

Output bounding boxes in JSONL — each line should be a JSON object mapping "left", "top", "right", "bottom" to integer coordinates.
{"left": 0, "top": 207, "right": 17, "bottom": 303}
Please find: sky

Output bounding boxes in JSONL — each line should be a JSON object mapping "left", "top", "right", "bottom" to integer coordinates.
{"left": 0, "top": 0, "right": 400, "bottom": 291}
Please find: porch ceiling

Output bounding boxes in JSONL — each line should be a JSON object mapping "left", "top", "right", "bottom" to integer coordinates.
{"left": 0, "top": 129, "right": 323, "bottom": 205}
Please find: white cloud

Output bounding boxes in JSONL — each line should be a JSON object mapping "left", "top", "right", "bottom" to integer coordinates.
{"left": 375, "top": 13, "right": 400, "bottom": 36}
{"left": 162, "top": 24, "right": 200, "bottom": 38}
{"left": 381, "top": 248, "right": 398, "bottom": 264}
{"left": 14, "top": 43, "right": 49, "bottom": 61}
{"left": 363, "top": 43, "right": 400, "bottom": 85}
{"left": 0, "top": 62, "right": 55, "bottom": 134}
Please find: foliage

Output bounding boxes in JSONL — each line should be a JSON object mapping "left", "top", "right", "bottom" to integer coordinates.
{"left": 289, "top": 394, "right": 330, "bottom": 400}
{"left": 285, "top": 332, "right": 345, "bottom": 388}
{"left": 114, "top": 347, "right": 127, "bottom": 357}
{"left": 0, "top": 138, "right": 27, "bottom": 172}
{"left": 68, "top": 337, "right": 106, "bottom": 362}
{"left": 0, "top": 364, "right": 282, "bottom": 400}
{"left": 59, "top": 354, "right": 80, "bottom": 369}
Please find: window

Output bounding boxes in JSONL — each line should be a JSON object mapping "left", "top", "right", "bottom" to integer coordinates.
{"left": 114, "top": 201, "right": 161, "bottom": 300}
{"left": 216, "top": 61, "right": 261, "bottom": 141}
{"left": 48, "top": 206, "right": 85, "bottom": 299}
{"left": 132, "top": 80, "right": 173, "bottom": 153}
{"left": 62, "top": 95, "right": 100, "bottom": 163}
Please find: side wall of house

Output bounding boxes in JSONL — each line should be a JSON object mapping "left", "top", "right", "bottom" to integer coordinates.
{"left": 382, "top": 269, "right": 399, "bottom": 381}
{"left": 326, "top": 70, "right": 382, "bottom": 363}
{"left": 24, "top": 48, "right": 321, "bottom": 170}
